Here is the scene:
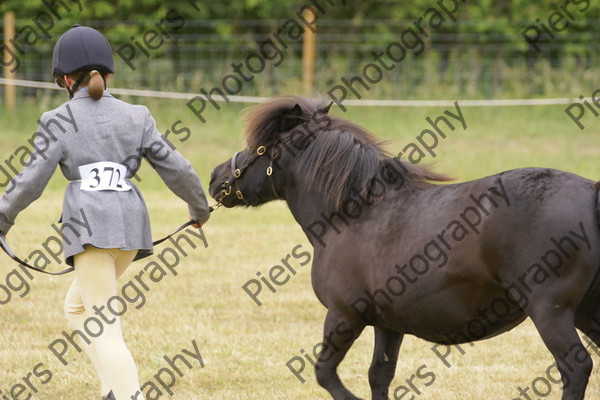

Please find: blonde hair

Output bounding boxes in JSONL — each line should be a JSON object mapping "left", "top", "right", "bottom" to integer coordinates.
{"left": 67, "top": 69, "right": 105, "bottom": 100}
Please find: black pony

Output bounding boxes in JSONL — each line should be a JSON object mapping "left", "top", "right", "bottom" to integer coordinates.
{"left": 209, "top": 96, "right": 600, "bottom": 400}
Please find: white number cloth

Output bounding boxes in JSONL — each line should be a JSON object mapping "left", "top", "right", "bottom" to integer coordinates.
{"left": 79, "top": 162, "right": 132, "bottom": 191}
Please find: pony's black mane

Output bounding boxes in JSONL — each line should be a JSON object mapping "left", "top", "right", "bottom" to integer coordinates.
{"left": 244, "top": 96, "right": 449, "bottom": 209}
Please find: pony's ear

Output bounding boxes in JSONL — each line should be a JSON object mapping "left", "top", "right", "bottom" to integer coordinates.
{"left": 279, "top": 104, "right": 305, "bottom": 132}
{"left": 318, "top": 101, "right": 333, "bottom": 115}
{"left": 288, "top": 104, "right": 303, "bottom": 116}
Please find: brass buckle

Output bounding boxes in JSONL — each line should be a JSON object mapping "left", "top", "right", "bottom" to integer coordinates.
{"left": 236, "top": 190, "right": 244, "bottom": 199}
{"left": 257, "top": 146, "right": 266, "bottom": 156}
{"left": 220, "top": 182, "right": 232, "bottom": 199}
{"left": 266, "top": 166, "right": 273, "bottom": 176}
{"left": 234, "top": 168, "right": 241, "bottom": 178}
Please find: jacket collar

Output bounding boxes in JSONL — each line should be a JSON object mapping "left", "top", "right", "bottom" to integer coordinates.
{"left": 71, "top": 89, "right": 114, "bottom": 101}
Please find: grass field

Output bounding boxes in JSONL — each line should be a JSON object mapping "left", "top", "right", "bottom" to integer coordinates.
{"left": 0, "top": 94, "right": 599, "bottom": 399}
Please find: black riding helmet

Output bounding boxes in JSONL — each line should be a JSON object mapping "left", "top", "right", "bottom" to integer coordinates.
{"left": 52, "top": 25, "right": 114, "bottom": 97}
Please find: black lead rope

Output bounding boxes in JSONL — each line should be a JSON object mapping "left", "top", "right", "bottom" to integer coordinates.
{"left": 0, "top": 218, "right": 208, "bottom": 276}
{"left": 150, "top": 220, "right": 196, "bottom": 246}
{"left": 0, "top": 235, "right": 74, "bottom": 276}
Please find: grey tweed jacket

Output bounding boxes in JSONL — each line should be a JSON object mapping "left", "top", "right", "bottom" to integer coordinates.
{"left": 0, "top": 90, "right": 210, "bottom": 265}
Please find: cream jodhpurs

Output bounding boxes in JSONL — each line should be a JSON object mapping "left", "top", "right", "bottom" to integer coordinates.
{"left": 64, "top": 246, "right": 145, "bottom": 400}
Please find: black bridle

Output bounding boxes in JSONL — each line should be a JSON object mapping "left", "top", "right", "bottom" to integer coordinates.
{"left": 215, "top": 144, "right": 279, "bottom": 206}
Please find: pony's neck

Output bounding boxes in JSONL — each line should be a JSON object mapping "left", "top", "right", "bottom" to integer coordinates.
{"left": 279, "top": 156, "right": 426, "bottom": 248}
{"left": 283, "top": 180, "right": 350, "bottom": 249}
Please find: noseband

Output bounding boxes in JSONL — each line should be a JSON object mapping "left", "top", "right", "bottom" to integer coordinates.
{"left": 217, "top": 145, "right": 279, "bottom": 205}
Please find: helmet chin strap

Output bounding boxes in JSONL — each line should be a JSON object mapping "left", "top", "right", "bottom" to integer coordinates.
{"left": 67, "top": 71, "right": 89, "bottom": 99}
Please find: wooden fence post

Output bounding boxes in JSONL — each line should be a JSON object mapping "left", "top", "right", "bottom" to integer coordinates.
{"left": 3, "top": 11, "right": 16, "bottom": 110}
{"left": 302, "top": 10, "right": 316, "bottom": 97}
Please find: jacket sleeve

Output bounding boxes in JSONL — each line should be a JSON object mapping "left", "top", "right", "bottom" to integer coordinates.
{"left": 0, "top": 117, "right": 62, "bottom": 234}
{"left": 141, "top": 108, "right": 211, "bottom": 225}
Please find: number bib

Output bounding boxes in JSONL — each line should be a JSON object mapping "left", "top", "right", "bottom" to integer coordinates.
{"left": 79, "top": 162, "right": 132, "bottom": 192}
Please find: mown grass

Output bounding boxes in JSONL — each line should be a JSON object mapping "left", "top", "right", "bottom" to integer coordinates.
{"left": 0, "top": 94, "right": 599, "bottom": 399}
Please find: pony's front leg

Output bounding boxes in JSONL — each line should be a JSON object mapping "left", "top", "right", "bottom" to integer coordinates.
{"left": 369, "top": 327, "right": 404, "bottom": 400}
{"left": 315, "top": 309, "right": 366, "bottom": 400}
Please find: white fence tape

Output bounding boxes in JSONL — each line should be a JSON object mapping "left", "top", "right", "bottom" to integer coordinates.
{"left": 0, "top": 78, "right": 581, "bottom": 107}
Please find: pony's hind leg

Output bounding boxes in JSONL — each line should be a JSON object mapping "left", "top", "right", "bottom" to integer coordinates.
{"left": 574, "top": 300, "right": 600, "bottom": 395}
{"left": 575, "top": 290, "right": 600, "bottom": 343}
{"left": 315, "top": 309, "right": 365, "bottom": 400}
{"left": 531, "top": 309, "right": 592, "bottom": 400}
{"left": 369, "top": 327, "right": 403, "bottom": 400}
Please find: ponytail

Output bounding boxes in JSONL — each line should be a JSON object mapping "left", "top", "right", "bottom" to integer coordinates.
{"left": 88, "top": 70, "right": 104, "bottom": 100}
